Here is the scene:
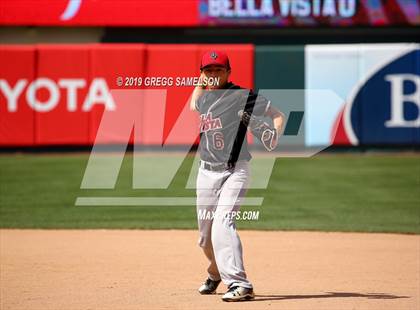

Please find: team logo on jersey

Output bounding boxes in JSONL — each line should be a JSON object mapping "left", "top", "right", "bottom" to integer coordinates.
{"left": 210, "top": 52, "right": 218, "bottom": 59}
{"left": 200, "top": 113, "right": 222, "bottom": 132}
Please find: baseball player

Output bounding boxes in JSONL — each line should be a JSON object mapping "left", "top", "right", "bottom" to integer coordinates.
{"left": 190, "top": 50, "right": 285, "bottom": 302}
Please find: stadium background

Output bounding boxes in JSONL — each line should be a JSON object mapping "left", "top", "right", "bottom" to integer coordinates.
{"left": 0, "top": 0, "right": 419, "bottom": 232}
{"left": 0, "top": 0, "right": 418, "bottom": 230}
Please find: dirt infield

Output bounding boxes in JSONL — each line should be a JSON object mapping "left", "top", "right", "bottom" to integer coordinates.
{"left": 1, "top": 230, "right": 418, "bottom": 310}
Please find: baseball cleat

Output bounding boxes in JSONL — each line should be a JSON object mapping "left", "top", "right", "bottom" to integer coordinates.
{"left": 198, "top": 278, "right": 222, "bottom": 295}
{"left": 222, "top": 286, "right": 255, "bottom": 302}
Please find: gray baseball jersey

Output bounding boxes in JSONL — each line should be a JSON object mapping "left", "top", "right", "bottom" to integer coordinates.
{"left": 196, "top": 82, "right": 271, "bottom": 165}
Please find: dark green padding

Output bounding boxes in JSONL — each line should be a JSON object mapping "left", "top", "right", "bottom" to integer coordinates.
{"left": 255, "top": 45, "right": 305, "bottom": 92}
{"left": 254, "top": 46, "right": 305, "bottom": 139}
{"left": 283, "top": 111, "right": 304, "bottom": 136}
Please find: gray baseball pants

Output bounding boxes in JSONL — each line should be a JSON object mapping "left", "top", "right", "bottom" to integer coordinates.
{"left": 196, "top": 160, "right": 253, "bottom": 289}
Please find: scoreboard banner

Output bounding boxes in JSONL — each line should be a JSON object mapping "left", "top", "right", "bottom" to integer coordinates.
{"left": 0, "top": 0, "right": 198, "bottom": 26}
{"left": 200, "top": 0, "right": 420, "bottom": 27}
{"left": 0, "top": 0, "right": 419, "bottom": 27}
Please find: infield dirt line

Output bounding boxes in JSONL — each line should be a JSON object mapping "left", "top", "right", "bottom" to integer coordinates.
{"left": 1, "top": 230, "right": 418, "bottom": 310}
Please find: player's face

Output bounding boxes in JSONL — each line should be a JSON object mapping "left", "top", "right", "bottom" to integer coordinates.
{"left": 202, "top": 65, "right": 230, "bottom": 90}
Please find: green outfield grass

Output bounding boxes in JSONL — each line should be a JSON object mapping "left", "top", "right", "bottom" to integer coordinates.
{"left": 0, "top": 153, "right": 419, "bottom": 233}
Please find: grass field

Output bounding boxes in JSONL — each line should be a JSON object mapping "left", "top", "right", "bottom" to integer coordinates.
{"left": 0, "top": 152, "right": 419, "bottom": 233}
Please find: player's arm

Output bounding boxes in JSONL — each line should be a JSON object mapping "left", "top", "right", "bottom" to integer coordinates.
{"left": 265, "top": 105, "right": 285, "bottom": 136}
{"left": 189, "top": 72, "right": 207, "bottom": 111}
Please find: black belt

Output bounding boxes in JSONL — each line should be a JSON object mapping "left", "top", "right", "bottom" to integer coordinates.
{"left": 201, "top": 161, "right": 235, "bottom": 172}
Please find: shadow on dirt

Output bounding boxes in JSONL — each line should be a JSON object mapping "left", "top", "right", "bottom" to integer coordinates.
{"left": 250, "top": 291, "right": 410, "bottom": 302}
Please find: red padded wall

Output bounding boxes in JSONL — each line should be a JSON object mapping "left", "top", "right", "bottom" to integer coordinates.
{"left": 89, "top": 44, "right": 146, "bottom": 144}
{"left": 144, "top": 44, "right": 200, "bottom": 145}
{"left": 0, "top": 46, "right": 36, "bottom": 146}
{"left": 35, "top": 45, "right": 90, "bottom": 145}
{"left": 0, "top": 44, "right": 255, "bottom": 147}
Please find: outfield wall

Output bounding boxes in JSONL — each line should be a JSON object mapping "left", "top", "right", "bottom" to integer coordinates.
{"left": 0, "top": 43, "right": 419, "bottom": 147}
{"left": 0, "top": 44, "right": 253, "bottom": 146}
